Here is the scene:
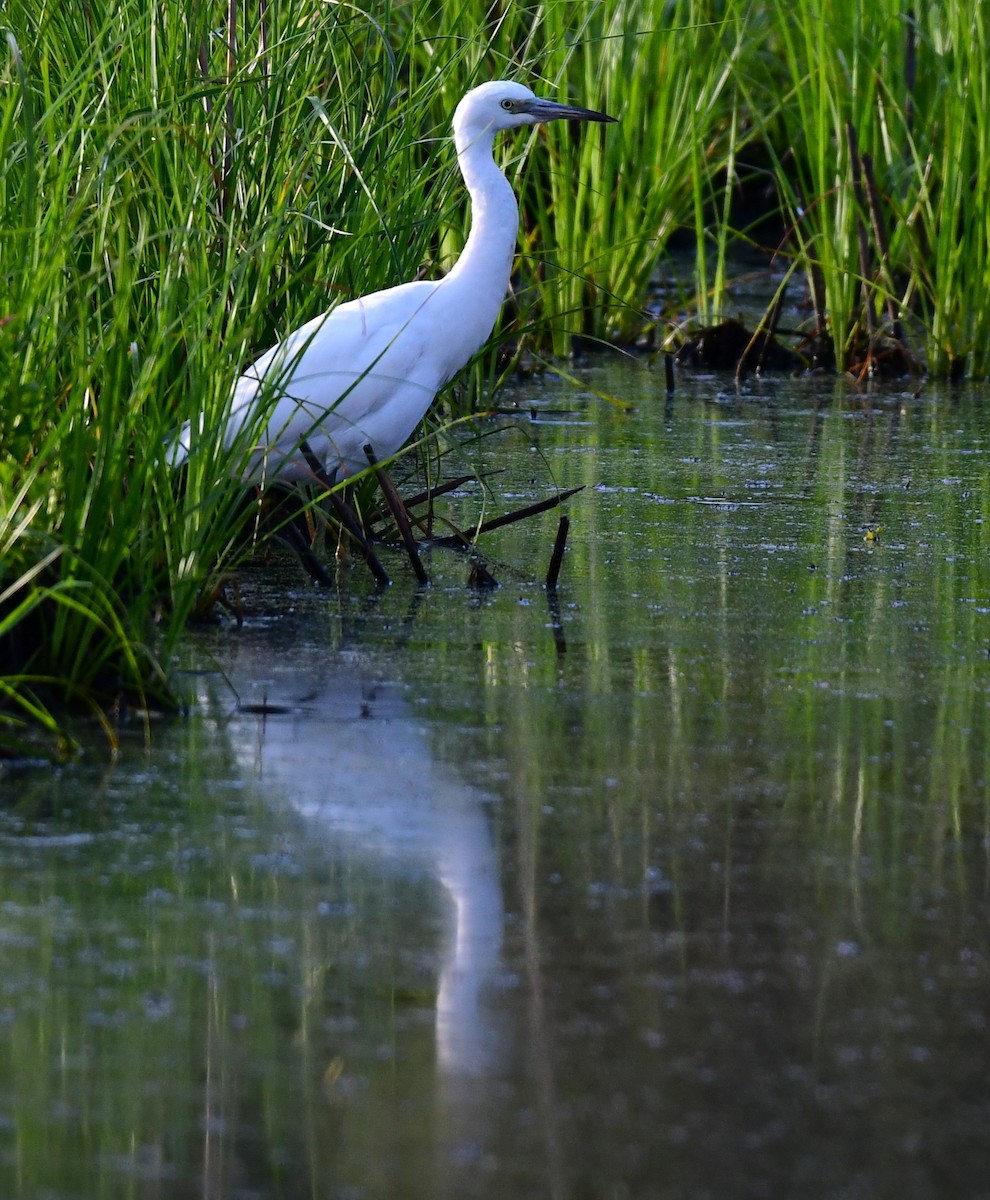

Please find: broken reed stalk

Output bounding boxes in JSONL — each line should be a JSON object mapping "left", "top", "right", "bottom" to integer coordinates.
{"left": 545, "top": 515, "right": 569, "bottom": 590}
{"left": 468, "top": 558, "right": 498, "bottom": 589}
{"left": 427, "top": 486, "right": 585, "bottom": 549}
{"left": 664, "top": 351, "right": 675, "bottom": 394}
{"left": 546, "top": 586, "right": 566, "bottom": 655}
{"left": 369, "top": 472, "right": 485, "bottom": 538}
{"left": 363, "top": 444, "right": 429, "bottom": 585}
{"left": 401, "top": 473, "right": 476, "bottom": 511}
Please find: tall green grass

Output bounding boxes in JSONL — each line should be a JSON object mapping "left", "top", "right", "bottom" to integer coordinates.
{"left": 517, "top": 0, "right": 744, "bottom": 351}
{"left": 414, "top": 0, "right": 747, "bottom": 352}
{"left": 3, "top": 0, "right": 990, "bottom": 750}
{"left": 0, "top": 0, "right": 432, "bottom": 749}
{"left": 736, "top": 0, "right": 990, "bottom": 375}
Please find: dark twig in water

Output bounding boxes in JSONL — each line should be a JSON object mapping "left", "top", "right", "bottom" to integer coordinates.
{"left": 401, "top": 474, "right": 477, "bottom": 511}
{"left": 664, "top": 351, "right": 675, "bottom": 395}
{"left": 364, "top": 444, "right": 429, "bottom": 585}
{"left": 368, "top": 472, "right": 492, "bottom": 539}
{"left": 545, "top": 515, "right": 570, "bottom": 591}
{"left": 427, "top": 486, "right": 584, "bottom": 549}
{"left": 239, "top": 700, "right": 294, "bottom": 715}
{"left": 468, "top": 558, "right": 498, "bottom": 589}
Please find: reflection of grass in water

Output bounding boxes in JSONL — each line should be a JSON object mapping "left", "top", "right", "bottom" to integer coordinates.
{"left": 0, "top": 722, "right": 446, "bottom": 1197}
{"left": 401, "top": 386, "right": 990, "bottom": 1195}
{"left": 2, "top": 382, "right": 990, "bottom": 1195}
{"left": 421, "top": 382, "right": 990, "bottom": 901}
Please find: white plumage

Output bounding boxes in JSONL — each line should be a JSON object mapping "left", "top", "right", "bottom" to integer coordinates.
{"left": 170, "top": 81, "right": 615, "bottom": 484}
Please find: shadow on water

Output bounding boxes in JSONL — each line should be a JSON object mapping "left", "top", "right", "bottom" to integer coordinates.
{"left": 2, "top": 364, "right": 990, "bottom": 1198}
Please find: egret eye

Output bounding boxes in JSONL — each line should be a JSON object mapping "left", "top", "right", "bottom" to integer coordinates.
{"left": 500, "top": 99, "right": 514, "bottom": 111}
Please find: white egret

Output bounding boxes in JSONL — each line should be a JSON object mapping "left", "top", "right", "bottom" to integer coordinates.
{"left": 170, "top": 81, "right": 616, "bottom": 484}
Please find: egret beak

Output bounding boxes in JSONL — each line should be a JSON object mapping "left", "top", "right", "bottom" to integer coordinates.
{"left": 525, "top": 98, "right": 617, "bottom": 124}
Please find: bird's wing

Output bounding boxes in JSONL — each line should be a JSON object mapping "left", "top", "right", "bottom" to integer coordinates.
{"left": 173, "top": 276, "right": 484, "bottom": 481}
{"left": 250, "top": 281, "right": 443, "bottom": 401}
{"left": 227, "top": 281, "right": 446, "bottom": 459}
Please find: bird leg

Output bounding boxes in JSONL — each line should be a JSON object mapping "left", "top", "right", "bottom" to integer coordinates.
{"left": 247, "top": 483, "right": 336, "bottom": 587}
{"left": 363, "top": 444, "right": 430, "bottom": 586}
{"left": 299, "top": 440, "right": 391, "bottom": 587}
{"left": 277, "top": 514, "right": 336, "bottom": 588}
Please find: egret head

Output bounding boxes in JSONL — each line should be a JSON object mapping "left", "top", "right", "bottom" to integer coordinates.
{"left": 453, "top": 80, "right": 615, "bottom": 144}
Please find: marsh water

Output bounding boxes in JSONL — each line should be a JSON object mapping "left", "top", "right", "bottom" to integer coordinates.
{"left": 2, "top": 361, "right": 990, "bottom": 1199}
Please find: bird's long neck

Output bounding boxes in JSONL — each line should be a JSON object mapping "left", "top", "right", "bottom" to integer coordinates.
{"left": 445, "top": 125, "right": 519, "bottom": 311}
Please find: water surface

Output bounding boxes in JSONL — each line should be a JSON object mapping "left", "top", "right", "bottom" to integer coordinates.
{"left": 2, "top": 365, "right": 989, "bottom": 1198}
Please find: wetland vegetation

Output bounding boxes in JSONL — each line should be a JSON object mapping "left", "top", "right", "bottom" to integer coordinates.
{"left": 2, "top": 374, "right": 989, "bottom": 1197}
{"left": 2, "top": 0, "right": 990, "bottom": 745}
